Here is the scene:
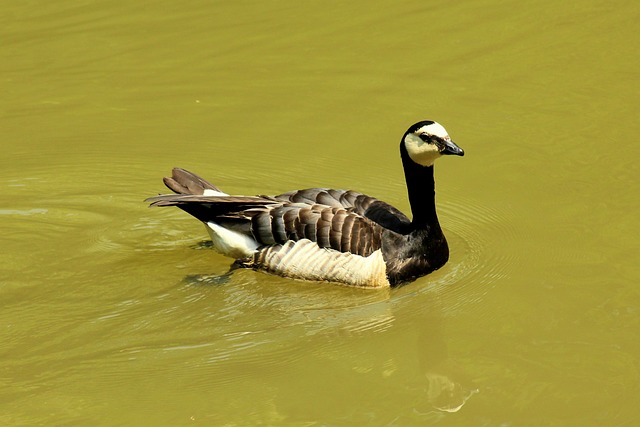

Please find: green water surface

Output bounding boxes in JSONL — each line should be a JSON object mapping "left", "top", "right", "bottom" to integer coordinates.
{"left": 1, "top": 1, "right": 639, "bottom": 425}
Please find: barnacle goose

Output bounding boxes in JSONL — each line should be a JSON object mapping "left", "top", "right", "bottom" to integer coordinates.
{"left": 147, "top": 121, "right": 464, "bottom": 288}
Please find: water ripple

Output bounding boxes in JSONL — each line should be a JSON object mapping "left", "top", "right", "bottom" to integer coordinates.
{"left": 393, "top": 194, "right": 518, "bottom": 319}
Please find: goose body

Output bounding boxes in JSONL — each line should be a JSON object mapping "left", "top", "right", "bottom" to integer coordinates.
{"left": 147, "top": 121, "right": 464, "bottom": 288}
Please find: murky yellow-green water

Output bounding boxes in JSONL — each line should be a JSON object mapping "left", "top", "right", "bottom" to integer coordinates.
{"left": 2, "top": 1, "right": 639, "bottom": 425}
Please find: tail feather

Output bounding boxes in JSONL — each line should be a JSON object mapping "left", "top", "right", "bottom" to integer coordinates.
{"left": 163, "top": 167, "right": 223, "bottom": 195}
{"left": 146, "top": 194, "right": 276, "bottom": 208}
{"left": 145, "top": 193, "right": 280, "bottom": 223}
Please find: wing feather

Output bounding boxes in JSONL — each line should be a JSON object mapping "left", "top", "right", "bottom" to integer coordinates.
{"left": 283, "top": 208, "right": 299, "bottom": 240}
{"left": 148, "top": 171, "right": 394, "bottom": 255}
{"left": 316, "top": 213, "right": 331, "bottom": 248}
{"left": 270, "top": 207, "right": 288, "bottom": 243}
{"left": 272, "top": 188, "right": 411, "bottom": 233}
{"left": 294, "top": 213, "right": 306, "bottom": 239}
{"left": 330, "top": 209, "right": 346, "bottom": 251}
{"left": 248, "top": 204, "right": 384, "bottom": 257}
{"left": 340, "top": 213, "right": 355, "bottom": 253}
{"left": 251, "top": 211, "right": 275, "bottom": 244}
{"left": 317, "top": 191, "right": 342, "bottom": 207}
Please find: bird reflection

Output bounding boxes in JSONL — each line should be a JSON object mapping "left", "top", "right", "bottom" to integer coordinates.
{"left": 413, "top": 297, "right": 479, "bottom": 413}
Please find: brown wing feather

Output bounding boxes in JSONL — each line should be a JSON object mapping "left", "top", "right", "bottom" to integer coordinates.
{"left": 148, "top": 170, "right": 394, "bottom": 254}
{"left": 244, "top": 204, "right": 382, "bottom": 257}
{"left": 273, "top": 189, "right": 373, "bottom": 212}
{"left": 340, "top": 213, "right": 355, "bottom": 253}
{"left": 146, "top": 194, "right": 274, "bottom": 206}
{"left": 272, "top": 188, "right": 411, "bottom": 233}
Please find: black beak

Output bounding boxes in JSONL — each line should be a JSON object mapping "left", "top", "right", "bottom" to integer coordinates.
{"left": 442, "top": 140, "right": 464, "bottom": 156}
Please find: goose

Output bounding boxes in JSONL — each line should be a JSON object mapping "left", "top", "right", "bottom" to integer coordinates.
{"left": 146, "top": 120, "right": 464, "bottom": 288}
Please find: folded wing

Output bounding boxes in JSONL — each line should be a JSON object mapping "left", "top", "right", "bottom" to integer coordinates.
{"left": 147, "top": 192, "right": 384, "bottom": 257}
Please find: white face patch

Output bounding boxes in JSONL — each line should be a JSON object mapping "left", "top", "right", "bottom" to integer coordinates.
{"left": 403, "top": 122, "right": 450, "bottom": 167}
{"left": 420, "top": 122, "right": 450, "bottom": 140}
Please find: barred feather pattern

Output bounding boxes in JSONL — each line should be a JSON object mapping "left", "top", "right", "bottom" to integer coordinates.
{"left": 242, "top": 203, "right": 384, "bottom": 257}
{"left": 147, "top": 193, "right": 388, "bottom": 257}
{"left": 271, "top": 188, "right": 412, "bottom": 234}
{"left": 244, "top": 239, "right": 390, "bottom": 288}
{"left": 145, "top": 168, "right": 435, "bottom": 287}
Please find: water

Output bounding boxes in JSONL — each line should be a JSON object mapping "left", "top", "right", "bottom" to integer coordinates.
{"left": 2, "top": 0, "right": 639, "bottom": 425}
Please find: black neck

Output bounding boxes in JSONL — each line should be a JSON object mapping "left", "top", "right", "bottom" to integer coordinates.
{"left": 400, "top": 143, "right": 439, "bottom": 229}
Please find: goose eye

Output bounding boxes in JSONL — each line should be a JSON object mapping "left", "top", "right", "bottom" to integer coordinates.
{"left": 419, "top": 133, "right": 432, "bottom": 142}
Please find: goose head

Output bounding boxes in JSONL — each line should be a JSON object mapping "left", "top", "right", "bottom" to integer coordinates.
{"left": 402, "top": 121, "right": 464, "bottom": 167}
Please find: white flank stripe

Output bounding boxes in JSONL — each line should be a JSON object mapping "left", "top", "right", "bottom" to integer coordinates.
{"left": 205, "top": 222, "right": 258, "bottom": 258}
{"left": 262, "top": 240, "right": 390, "bottom": 288}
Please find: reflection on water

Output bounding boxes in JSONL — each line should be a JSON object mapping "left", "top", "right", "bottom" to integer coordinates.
{"left": 176, "top": 228, "right": 485, "bottom": 415}
{"left": 0, "top": 208, "right": 48, "bottom": 215}
{"left": 412, "top": 300, "right": 480, "bottom": 414}
{"left": 423, "top": 374, "right": 478, "bottom": 413}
